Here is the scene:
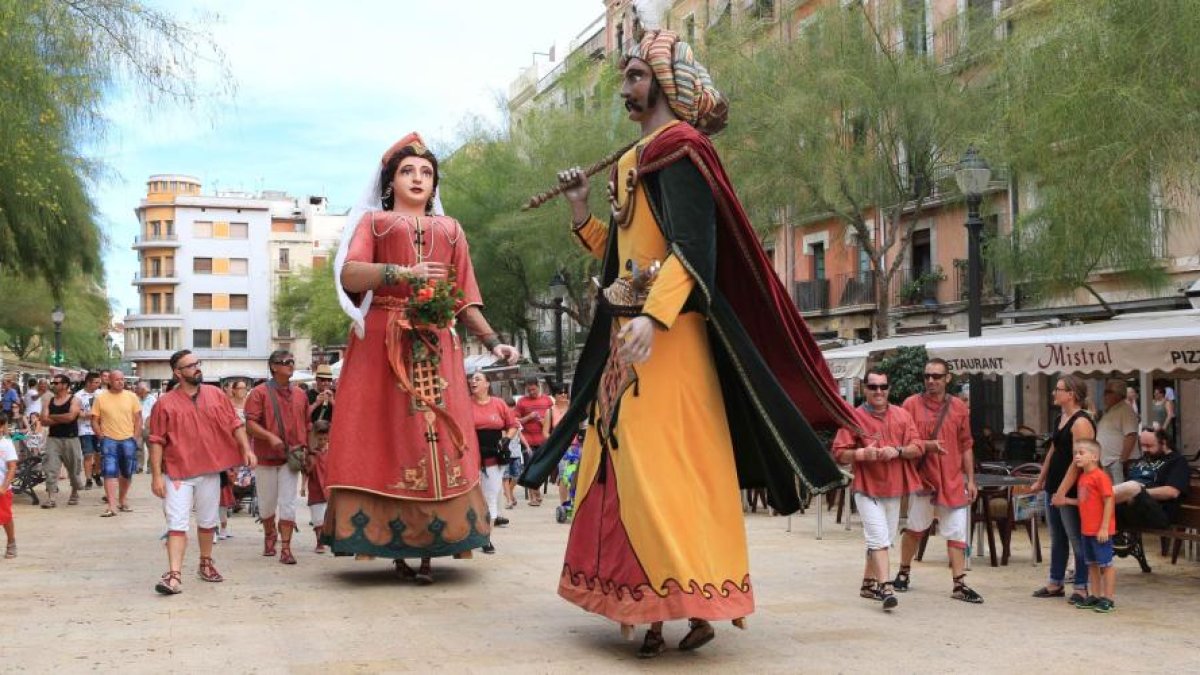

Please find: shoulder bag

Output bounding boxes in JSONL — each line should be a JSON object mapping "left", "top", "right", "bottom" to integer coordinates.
{"left": 267, "top": 384, "right": 306, "bottom": 472}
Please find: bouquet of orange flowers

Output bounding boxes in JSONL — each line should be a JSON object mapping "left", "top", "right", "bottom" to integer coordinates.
{"left": 408, "top": 274, "right": 464, "bottom": 330}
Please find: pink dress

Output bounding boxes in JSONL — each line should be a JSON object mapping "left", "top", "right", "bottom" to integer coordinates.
{"left": 324, "top": 212, "right": 491, "bottom": 559}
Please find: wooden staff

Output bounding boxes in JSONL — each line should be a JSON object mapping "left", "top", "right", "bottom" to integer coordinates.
{"left": 521, "top": 140, "right": 638, "bottom": 211}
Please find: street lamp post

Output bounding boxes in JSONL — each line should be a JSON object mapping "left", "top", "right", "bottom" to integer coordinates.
{"left": 955, "top": 146, "right": 991, "bottom": 437}
{"left": 548, "top": 271, "right": 569, "bottom": 387}
{"left": 50, "top": 306, "right": 65, "bottom": 366}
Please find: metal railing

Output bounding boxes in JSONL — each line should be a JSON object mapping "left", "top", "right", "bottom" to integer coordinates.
{"left": 891, "top": 266, "right": 944, "bottom": 307}
{"left": 134, "top": 233, "right": 178, "bottom": 244}
{"left": 832, "top": 270, "right": 877, "bottom": 308}
{"left": 133, "top": 268, "right": 177, "bottom": 280}
{"left": 953, "top": 258, "right": 1009, "bottom": 301}
{"left": 795, "top": 279, "right": 830, "bottom": 313}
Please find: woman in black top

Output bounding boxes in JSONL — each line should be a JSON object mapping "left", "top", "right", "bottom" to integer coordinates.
{"left": 1030, "top": 375, "right": 1095, "bottom": 603}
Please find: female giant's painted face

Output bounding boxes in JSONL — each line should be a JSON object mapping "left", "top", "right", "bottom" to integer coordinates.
{"left": 391, "top": 156, "right": 436, "bottom": 212}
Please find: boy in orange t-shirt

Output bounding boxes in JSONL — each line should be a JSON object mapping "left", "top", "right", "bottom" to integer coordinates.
{"left": 1063, "top": 439, "right": 1117, "bottom": 613}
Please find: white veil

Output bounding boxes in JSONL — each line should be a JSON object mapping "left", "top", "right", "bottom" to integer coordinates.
{"left": 333, "top": 154, "right": 445, "bottom": 339}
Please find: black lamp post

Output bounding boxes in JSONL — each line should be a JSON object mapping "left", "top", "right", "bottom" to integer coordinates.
{"left": 50, "top": 306, "right": 65, "bottom": 366}
{"left": 954, "top": 146, "right": 991, "bottom": 436}
{"left": 548, "top": 271, "right": 568, "bottom": 387}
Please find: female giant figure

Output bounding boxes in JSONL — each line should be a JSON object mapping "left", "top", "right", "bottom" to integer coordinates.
{"left": 325, "top": 133, "right": 517, "bottom": 583}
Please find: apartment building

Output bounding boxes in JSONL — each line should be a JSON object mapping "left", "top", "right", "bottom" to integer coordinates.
{"left": 126, "top": 177, "right": 346, "bottom": 384}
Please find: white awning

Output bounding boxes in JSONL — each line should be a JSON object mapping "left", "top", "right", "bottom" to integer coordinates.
{"left": 927, "top": 309, "right": 1200, "bottom": 376}
{"left": 822, "top": 323, "right": 1045, "bottom": 380}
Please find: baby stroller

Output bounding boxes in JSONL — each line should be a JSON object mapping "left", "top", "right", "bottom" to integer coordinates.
{"left": 10, "top": 432, "right": 45, "bottom": 506}
{"left": 229, "top": 465, "right": 257, "bottom": 518}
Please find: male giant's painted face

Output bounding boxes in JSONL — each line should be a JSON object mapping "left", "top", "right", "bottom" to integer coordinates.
{"left": 620, "top": 57, "right": 660, "bottom": 123}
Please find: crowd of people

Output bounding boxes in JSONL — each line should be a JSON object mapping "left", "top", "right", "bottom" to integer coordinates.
{"left": 1, "top": 26, "right": 1195, "bottom": 662}
{"left": 832, "top": 365, "right": 1192, "bottom": 617}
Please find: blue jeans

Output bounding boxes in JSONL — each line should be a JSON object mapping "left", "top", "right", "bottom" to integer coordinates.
{"left": 1045, "top": 491, "right": 1087, "bottom": 590}
{"left": 100, "top": 437, "right": 138, "bottom": 479}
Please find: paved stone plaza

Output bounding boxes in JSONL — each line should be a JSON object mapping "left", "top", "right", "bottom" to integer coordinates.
{"left": 3, "top": 490, "right": 1198, "bottom": 673}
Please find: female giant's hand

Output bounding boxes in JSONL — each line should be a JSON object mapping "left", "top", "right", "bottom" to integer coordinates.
{"left": 492, "top": 343, "right": 520, "bottom": 365}
{"left": 410, "top": 261, "right": 450, "bottom": 282}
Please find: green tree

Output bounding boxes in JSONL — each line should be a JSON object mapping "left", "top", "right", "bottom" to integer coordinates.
{"left": 986, "top": 0, "right": 1200, "bottom": 309}
{"left": 0, "top": 0, "right": 231, "bottom": 291}
{"left": 707, "top": 4, "right": 988, "bottom": 338}
{"left": 877, "top": 345, "right": 928, "bottom": 405}
{"left": 274, "top": 260, "right": 351, "bottom": 351}
{"left": 440, "top": 57, "right": 631, "bottom": 351}
{"left": 0, "top": 271, "right": 115, "bottom": 367}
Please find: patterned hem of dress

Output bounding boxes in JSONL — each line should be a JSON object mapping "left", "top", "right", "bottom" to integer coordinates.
{"left": 558, "top": 567, "right": 755, "bottom": 625}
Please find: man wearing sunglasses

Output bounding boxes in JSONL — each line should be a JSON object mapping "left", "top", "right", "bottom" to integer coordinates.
{"left": 148, "top": 350, "right": 256, "bottom": 594}
{"left": 245, "top": 350, "right": 311, "bottom": 565}
{"left": 832, "top": 369, "right": 922, "bottom": 611}
{"left": 895, "top": 358, "right": 983, "bottom": 604}
{"left": 38, "top": 377, "right": 84, "bottom": 508}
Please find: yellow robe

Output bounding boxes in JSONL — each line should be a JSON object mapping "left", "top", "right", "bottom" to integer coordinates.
{"left": 558, "top": 121, "right": 753, "bottom": 624}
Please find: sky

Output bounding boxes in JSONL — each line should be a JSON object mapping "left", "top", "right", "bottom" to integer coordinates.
{"left": 94, "top": 0, "right": 607, "bottom": 315}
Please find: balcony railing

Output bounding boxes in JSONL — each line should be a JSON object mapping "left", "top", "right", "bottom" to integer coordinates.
{"left": 953, "top": 258, "right": 1009, "bottom": 301}
{"left": 892, "top": 266, "right": 945, "bottom": 307}
{"left": 795, "top": 279, "right": 830, "bottom": 313}
{"left": 134, "top": 268, "right": 177, "bottom": 280}
{"left": 129, "top": 307, "right": 180, "bottom": 315}
{"left": 134, "top": 233, "right": 178, "bottom": 244}
{"left": 832, "top": 270, "right": 877, "bottom": 308}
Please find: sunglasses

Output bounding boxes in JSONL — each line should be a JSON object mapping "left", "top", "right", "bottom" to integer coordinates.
{"left": 865, "top": 383, "right": 890, "bottom": 391}
{"left": 272, "top": 359, "right": 296, "bottom": 366}
{"left": 923, "top": 373, "right": 947, "bottom": 380}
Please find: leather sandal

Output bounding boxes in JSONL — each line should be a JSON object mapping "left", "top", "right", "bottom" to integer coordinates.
{"left": 679, "top": 619, "right": 716, "bottom": 651}
{"left": 155, "top": 571, "right": 182, "bottom": 595}
{"left": 41, "top": 499, "right": 56, "bottom": 509}
{"left": 637, "top": 630, "right": 665, "bottom": 659}
{"left": 414, "top": 559, "right": 433, "bottom": 585}
{"left": 4, "top": 542, "right": 15, "bottom": 559}
{"left": 952, "top": 574, "right": 983, "bottom": 604}
{"left": 197, "top": 556, "right": 224, "bottom": 582}
{"left": 878, "top": 582, "right": 899, "bottom": 611}
{"left": 394, "top": 559, "right": 417, "bottom": 581}
{"left": 893, "top": 566, "right": 911, "bottom": 592}
{"left": 278, "top": 542, "right": 296, "bottom": 565}
{"left": 263, "top": 535, "right": 277, "bottom": 557}
{"left": 860, "top": 577, "right": 879, "bottom": 600}
{"left": 1031, "top": 586, "right": 1065, "bottom": 598}
{"left": 100, "top": 510, "right": 117, "bottom": 518}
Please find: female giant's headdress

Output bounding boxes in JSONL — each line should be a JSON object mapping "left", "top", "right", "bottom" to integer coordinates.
{"left": 333, "top": 132, "right": 444, "bottom": 338}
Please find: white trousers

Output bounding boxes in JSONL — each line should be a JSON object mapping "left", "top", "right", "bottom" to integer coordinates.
{"left": 163, "top": 473, "right": 221, "bottom": 532}
{"left": 254, "top": 464, "right": 299, "bottom": 522}
{"left": 855, "top": 493, "right": 902, "bottom": 551}
{"left": 905, "top": 494, "right": 969, "bottom": 546}
{"left": 309, "top": 502, "right": 327, "bottom": 528}
{"left": 481, "top": 465, "right": 504, "bottom": 522}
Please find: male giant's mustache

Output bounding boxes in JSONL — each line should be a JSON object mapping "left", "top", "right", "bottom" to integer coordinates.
{"left": 623, "top": 97, "right": 644, "bottom": 113}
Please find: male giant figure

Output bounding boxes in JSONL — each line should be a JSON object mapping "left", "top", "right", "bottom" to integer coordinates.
{"left": 521, "top": 29, "right": 856, "bottom": 658}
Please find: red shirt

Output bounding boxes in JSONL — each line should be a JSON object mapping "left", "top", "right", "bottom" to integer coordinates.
{"left": 306, "top": 448, "right": 328, "bottom": 505}
{"left": 244, "top": 381, "right": 311, "bottom": 466}
{"left": 1077, "top": 467, "right": 1116, "bottom": 536}
{"left": 472, "top": 397, "right": 516, "bottom": 467}
{"left": 901, "top": 394, "right": 973, "bottom": 508}
{"left": 514, "top": 394, "right": 553, "bottom": 446}
{"left": 148, "top": 385, "right": 244, "bottom": 480}
{"left": 832, "top": 404, "right": 922, "bottom": 498}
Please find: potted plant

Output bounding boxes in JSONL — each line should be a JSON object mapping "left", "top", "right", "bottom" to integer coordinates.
{"left": 900, "top": 267, "right": 945, "bottom": 305}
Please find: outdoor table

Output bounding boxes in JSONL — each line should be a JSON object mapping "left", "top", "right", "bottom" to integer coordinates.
{"left": 972, "top": 474, "right": 1037, "bottom": 566}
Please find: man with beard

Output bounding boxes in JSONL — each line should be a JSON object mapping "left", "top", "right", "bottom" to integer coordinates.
{"left": 522, "top": 29, "right": 855, "bottom": 657}
{"left": 148, "top": 350, "right": 255, "bottom": 594}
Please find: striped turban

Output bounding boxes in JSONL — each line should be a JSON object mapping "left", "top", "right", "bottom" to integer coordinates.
{"left": 623, "top": 29, "right": 728, "bottom": 135}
